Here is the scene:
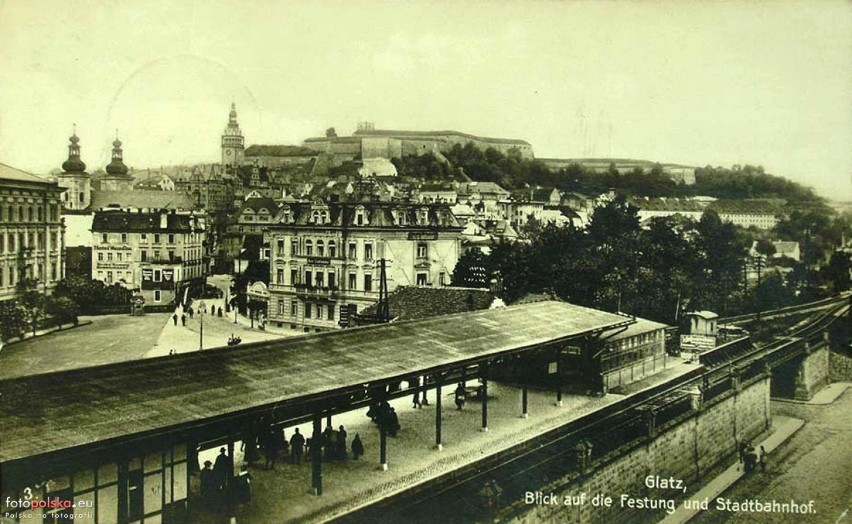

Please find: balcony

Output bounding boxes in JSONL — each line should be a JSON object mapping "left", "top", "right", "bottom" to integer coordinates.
{"left": 293, "top": 283, "right": 339, "bottom": 299}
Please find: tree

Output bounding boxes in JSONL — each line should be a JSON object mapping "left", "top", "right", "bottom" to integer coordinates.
{"left": 47, "top": 295, "right": 80, "bottom": 328}
{"left": 0, "top": 299, "right": 27, "bottom": 341}
{"left": 16, "top": 278, "right": 45, "bottom": 336}
{"left": 825, "top": 251, "right": 851, "bottom": 293}
{"left": 451, "top": 249, "right": 490, "bottom": 288}
{"left": 754, "top": 238, "right": 776, "bottom": 258}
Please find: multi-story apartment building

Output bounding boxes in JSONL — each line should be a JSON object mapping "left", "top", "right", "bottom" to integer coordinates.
{"left": 91, "top": 209, "right": 206, "bottom": 304}
{"left": 264, "top": 200, "right": 463, "bottom": 332}
{"left": 0, "top": 163, "right": 65, "bottom": 302}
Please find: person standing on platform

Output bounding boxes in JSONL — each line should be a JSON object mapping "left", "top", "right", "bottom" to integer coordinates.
{"left": 290, "top": 428, "right": 305, "bottom": 465}
{"left": 455, "top": 383, "right": 466, "bottom": 410}
{"left": 181, "top": 313, "right": 186, "bottom": 327}
{"left": 213, "top": 447, "right": 232, "bottom": 491}
{"left": 337, "top": 425, "right": 348, "bottom": 460}
{"left": 200, "top": 460, "right": 217, "bottom": 510}
{"left": 351, "top": 433, "right": 364, "bottom": 460}
{"left": 173, "top": 313, "right": 178, "bottom": 326}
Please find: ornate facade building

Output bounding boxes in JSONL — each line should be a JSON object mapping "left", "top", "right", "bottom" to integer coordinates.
{"left": 0, "top": 163, "right": 65, "bottom": 302}
{"left": 221, "top": 103, "right": 245, "bottom": 168}
{"left": 264, "top": 200, "right": 463, "bottom": 332}
{"left": 90, "top": 209, "right": 207, "bottom": 305}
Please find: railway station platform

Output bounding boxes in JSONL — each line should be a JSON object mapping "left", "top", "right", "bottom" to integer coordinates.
{"left": 189, "top": 362, "right": 700, "bottom": 523}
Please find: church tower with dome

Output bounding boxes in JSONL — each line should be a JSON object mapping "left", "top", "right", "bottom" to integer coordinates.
{"left": 221, "top": 102, "right": 244, "bottom": 168}
{"left": 99, "top": 134, "right": 134, "bottom": 192}
{"left": 56, "top": 126, "right": 91, "bottom": 211}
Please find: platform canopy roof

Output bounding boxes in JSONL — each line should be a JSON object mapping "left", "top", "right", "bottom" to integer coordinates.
{"left": 0, "top": 301, "right": 632, "bottom": 464}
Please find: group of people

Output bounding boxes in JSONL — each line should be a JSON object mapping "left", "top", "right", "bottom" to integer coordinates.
{"left": 171, "top": 301, "right": 225, "bottom": 327}
{"left": 200, "top": 448, "right": 249, "bottom": 511}
{"left": 367, "top": 401, "right": 401, "bottom": 436}
{"left": 739, "top": 441, "right": 767, "bottom": 474}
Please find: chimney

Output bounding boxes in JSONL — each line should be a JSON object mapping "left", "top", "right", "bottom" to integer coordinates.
{"left": 160, "top": 212, "right": 168, "bottom": 229}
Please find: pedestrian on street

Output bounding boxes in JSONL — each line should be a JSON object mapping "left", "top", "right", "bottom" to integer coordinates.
{"left": 172, "top": 313, "right": 178, "bottom": 326}
{"left": 218, "top": 306, "right": 223, "bottom": 318}
{"left": 189, "top": 307, "right": 194, "bottom": 319}
{"left": 181, "top": 314, "right": 186, "bottom": 327}
{"left": 759, "top": 445, "right": 767, "bottom": 472}
{"left": 412, "top": 390, "right": 422, "bottom": 409}
{"left": 351, "top": 433, "right": 364, "bottom": 460}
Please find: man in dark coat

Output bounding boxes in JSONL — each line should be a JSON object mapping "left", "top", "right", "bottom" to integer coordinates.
{"left": 172, "top": 313, "right": 178, "bottom": 326}
{"left": 213, "top": 447, "right": 232, "bottom": 490}
{"left": 336, "top": 425, "right": 348, "bottom": 460}
{"left": 351, "top": 433, "right": 364, "bottom": 460}
{"left": 200, "top": 460, "right": 217, "bottom": 510}
{"left": 290, "top": 428, "right": 305, "bottom": 465}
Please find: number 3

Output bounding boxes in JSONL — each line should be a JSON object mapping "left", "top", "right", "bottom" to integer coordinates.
{"left": 23, "top": 487, "right": 32, "bottom": 500}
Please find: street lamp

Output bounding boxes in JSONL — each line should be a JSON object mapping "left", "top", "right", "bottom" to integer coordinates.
{"left": 198, "top": 300, "right": 205, "bottom": 351}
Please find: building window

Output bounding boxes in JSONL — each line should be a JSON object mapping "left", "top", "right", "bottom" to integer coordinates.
{"left": 348, "top": 273, "right": 357, "bottom": 290}
{"left": 154, "top": 270, "right": 162, "bottom": 282}
{"left": 154, "top": 290, "right": 161, "bottom": 302}
{"left": 107, "top": 252, "right": 113, "bottom": 262}
{"left": 277, "top": 269, "right": 284, "bottom": 284}
{"left": 364, "top": 243, "right": 373, "bottom": 260}
{"left": 37, "top": 207, "right": 43, "bottom": 222}
{"left": 141, "top": 251, "right": 147, "bottom": 262}
{"left": 278, "top": 300, "right": 285, "bottom": 315}
{"left": 416, "top": 273, "right": 428, "bottom": 286}
{"left": 317, "top": 240, "right": 324, "bottom": 257}
{"left": 168, "top": 234, "right": 175, "bottom": 244}
{"left": 305, "top": 303, "right": 312, "bottom": 318}
{"left": 417, "top": 243, "right": 427, "bottom": 258}
{"left": 328, "top": 305, "right": 335, "bottom": 320}
{"left": 117, "top": 253, "right": 122, "bottom": 261}
{"left": 291, "top": 239, "right": 298, "bottom": 256}
{"left": 106, "top": 271, "right": 113, "bottom": 284}
{"left": 291, "top": 300, "right": 298, "bottom": 317}
{"left": 439, "top": 272, "right": 446, "bottom": 286}
{"left": 305, "top": 240, "right": 313, "bottom": 256}
{"left": 102, "top": 233, "right": 108, "bottom": 243}
{"left": 305, "top": 270, "right": 312, "bottom": 287}
{"left": 328, "top": 272, "right": 336, "bottom": 289}
{"left": 364, "top": 274, "right": 373, "bottom": 292}
{"left": 291, "top": 269, "right": 297, "bottom": 285}
{"left": 316, "top": 305, "right": 323, "bottom": 320}
{"left": 316, "top": 272, "right": 324, "bottom": 288}
{"left": 168, "top": 251, "right": 175, "bottom": 261}
{"left": 277, "top": 239, "right": 285, "bottom": 255}
{"left": 348, "top": 242, "right": 357, "bottom": 259}
{"left": 154, "top": 234, "right": 161, "bottom": 244}
{"left": 121, "top": 233, "right": 127, "bottom": 243}
{"left": 356, "top": 212, "right": 364, "bottom": 226}
{"left": 98, "top": 252, "right": 104, "bottom": 261}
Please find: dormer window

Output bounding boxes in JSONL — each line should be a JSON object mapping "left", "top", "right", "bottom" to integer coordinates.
{"left": 418, "top": 208, "right": 429, "bottom": 225}
{"left": 312, "top": 210, "right": 321, "bottom": 224}
{"left": 397, "top": 209, "right": 407, "bottom": 226}
{"left": 355, "top": 206, "right": 367, "bottom": 226}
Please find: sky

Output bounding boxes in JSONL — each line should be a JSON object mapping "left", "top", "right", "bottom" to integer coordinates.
{"left": 0, "top": 0, "right": 850, "bottom": 200}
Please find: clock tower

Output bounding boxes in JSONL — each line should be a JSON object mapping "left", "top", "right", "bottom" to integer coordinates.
{"left": 221, "top": 102, "right": 244, "bottom": 167}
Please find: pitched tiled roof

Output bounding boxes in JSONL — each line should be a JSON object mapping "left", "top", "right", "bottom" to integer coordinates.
{"left": 91, "top": 190, "right": 196, "bottom": 211}
{"left": 360, "top": 286, "right": 495, "bottom": 321}
{"left": 0, "top": 163, "right": 54, "bottom": 186}
{"left": 92, "top": 210, "right": 202, "bottom": 232}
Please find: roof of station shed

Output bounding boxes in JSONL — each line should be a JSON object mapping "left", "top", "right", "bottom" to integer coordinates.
{"left": 0, "top": 300, "right": 632, "bottom": 464}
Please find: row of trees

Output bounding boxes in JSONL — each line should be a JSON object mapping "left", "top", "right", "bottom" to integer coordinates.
{"left": 452, "top": 197, "right": 841, "bottom": 325}
{"left": 1, "top": 276, "right": 133, "bottom": 342}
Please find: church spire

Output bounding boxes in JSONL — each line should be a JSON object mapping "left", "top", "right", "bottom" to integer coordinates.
{"left": 106, "top": 131, "right": 129, "bottom": 176}
{"left": 61, "top": 124, "right": 86, "bottom": 173}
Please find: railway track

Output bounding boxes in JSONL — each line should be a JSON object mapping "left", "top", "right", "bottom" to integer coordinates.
{"left": 336, "top": 296, "right": 851, "bottom": 524}
{"left": 719, "top": 292, "right": 850, "bottom": 325}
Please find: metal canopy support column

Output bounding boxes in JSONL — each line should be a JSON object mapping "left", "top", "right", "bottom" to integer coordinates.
{"left": 522, "top": 385, "right": 529, "bottom": 418}
{"left": 481, "top": 363, "right": 489, "bottom": 432}
{"left": 421, "top": 375, "right": 430, "bottom": 406}
{"left": 557, "top": 386, "right": 563, "bottom": 407}
{"left": 312, "top": 414, "right": 323, "bottom": 495}
{"left": 435, "top": 376, "right": 443, "bottom": 450}
{"left": 380, "top": 426, "right": 388, "bottom": 471}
